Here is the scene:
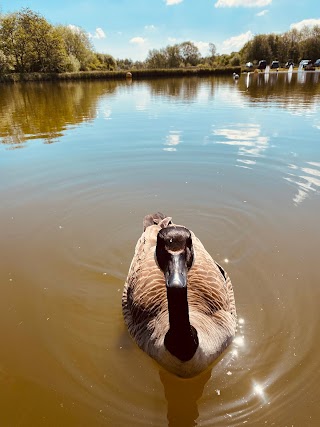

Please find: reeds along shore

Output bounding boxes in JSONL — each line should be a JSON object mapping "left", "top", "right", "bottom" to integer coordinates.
{"left": 0, "top": 67, "right": 242, "bottom": 83}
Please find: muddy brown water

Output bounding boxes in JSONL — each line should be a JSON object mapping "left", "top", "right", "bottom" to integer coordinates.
{"left": 1, "top": 72, "right": 320, "bottom": 426}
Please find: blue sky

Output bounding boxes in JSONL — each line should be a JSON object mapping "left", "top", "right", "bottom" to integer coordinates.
{"left": 1, "top": 0, "right": 320, "bottom": 60}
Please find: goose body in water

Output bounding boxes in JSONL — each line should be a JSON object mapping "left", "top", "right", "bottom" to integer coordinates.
{"left": 122, "top": 213, "right": 237, "bottom": 378}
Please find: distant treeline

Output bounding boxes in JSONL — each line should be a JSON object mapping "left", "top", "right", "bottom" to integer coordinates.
{"left": 0, "top": 8, "right": 116, "bottom": 74}
{"left": 240, "top": 26, "right": 320, "bottom": 65}
{"left": 0, "top": 8, "right": 320, "bottom": 76}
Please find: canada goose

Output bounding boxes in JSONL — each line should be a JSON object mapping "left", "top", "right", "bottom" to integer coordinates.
{"left": 122, "top": 213, "right": 237, "bottom": 378}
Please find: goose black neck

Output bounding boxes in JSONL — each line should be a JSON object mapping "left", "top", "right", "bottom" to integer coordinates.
{"left": 164, "top": 286, "right": 199, "bottom": 362}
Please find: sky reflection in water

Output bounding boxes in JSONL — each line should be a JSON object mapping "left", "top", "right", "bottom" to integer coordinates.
{"left": 0, "top": 73, "right": 320, "bottom": 426}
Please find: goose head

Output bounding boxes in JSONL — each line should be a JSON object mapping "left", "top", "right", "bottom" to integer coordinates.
{"left": 156, "top": 226, "right": 198, "bottom": 362}
{"left": 156, "top": 226, "right": 194, "bottom": 289}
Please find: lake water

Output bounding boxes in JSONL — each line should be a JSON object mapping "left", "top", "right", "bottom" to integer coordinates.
{"left": 1, "top": 72, "right": 320, "bottom": 426}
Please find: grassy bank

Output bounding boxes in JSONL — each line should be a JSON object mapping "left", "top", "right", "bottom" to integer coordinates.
{"left": 0, "top": 66, "right": 242, "bottom": 83}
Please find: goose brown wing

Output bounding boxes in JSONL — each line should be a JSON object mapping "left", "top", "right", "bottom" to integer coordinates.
{"left": 122, "top": 225, "right": 167, "bottom": 340}
{"left": 187, "top": 233, "right": 236, "bottom": 317}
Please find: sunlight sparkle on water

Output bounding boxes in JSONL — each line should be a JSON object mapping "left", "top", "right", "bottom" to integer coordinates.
{"left": 252, "top": 381, "right": 269, "bottom": 404}
{"left": 233, "top": 336, "right": 245, "bottom": 347}
{"left": 254, "top": 384, "right": 264, "bottom": 396}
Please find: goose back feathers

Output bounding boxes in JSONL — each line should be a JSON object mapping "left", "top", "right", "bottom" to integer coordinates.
{"left": 122, "top": 212, "right": 237, "bottom": 378}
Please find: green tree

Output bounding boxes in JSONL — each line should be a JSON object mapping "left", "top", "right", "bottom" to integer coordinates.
{"left": 245, "top": 34, "right": 272, "bottom": 62}
{"left": 166, "top": 44, "right": 182, "bottom": 68}
{"left": 179, "top": 41, "right": 200, "bottom": 66}
{"left": 284, "top": 29, "right": 301, "bottom": 63}
{"left": 267, "top": 34, "right": 281, "bottom": 60}
{"left": 95, "top": 53, "right": 117, "bottom": 70}
{"left": 204, "top": 42, "right": 217, "bottom": 65}
{"left": 146, "top": 48, "right": 168, "bottom": 68}
{"left": 56, "top": 24, "right": 94, "bottom": 70}
{"left": 0, "top": 49, "right": 14, "bottom": 73}
{"left": 209, "top": 43, "right": 216, "bottom": 59}
{"left": 214, "top": 54, "right": 232, "bottom": 67}
{"left": 239, "top": 26, "right": 320, "bottom": 66}
{"left": 20, "top": 9, "right": 67, "bottom": 72}
{"left": 64, "top": 54, "right": 81, "bottom": 72}
{"left": 116, "top": 58, "right": 134, "bottom": 70}
{"left": 298, "top": 25, "right": 320, "bottom": 61}
{"left": 230, "top": 52, "right": 241, "bottom": 66}
{"left": 0, "top": 8, "right": 67, "bottom": 72}
{"left": 0, "top": 11, "right": 30, "bottom": 72}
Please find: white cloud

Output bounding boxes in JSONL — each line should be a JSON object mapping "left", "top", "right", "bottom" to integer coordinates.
{"left": 193, "top": 41, "right": 210, "bottom": 55}
{"left": 165, "top": 0, "right": 183, "bottom": 5}
{"left": 89, "top": 27, "right": 106, "bottom": 39}
{"left": 95, "top": 28, "right": 106, "bottom": 39}
{"left": 256, "top": 9, "right": 268, "bottom": 16}
{"left": 220, "top": 31, "right": 253, "bottom": 53}
{"left": 290, "top": 18, "right": 320, "bottom": 31}
{"left": 168, "top": 37, "right": 178, "bottom": 43}
{"left": 215, "top": 0, "right": 272, "bottom": 7}
{"left": 145, "top": 25, "right": 156, "bottom": 31}
{"left": 130, "top": 37, "right": 146, "bottom": 44}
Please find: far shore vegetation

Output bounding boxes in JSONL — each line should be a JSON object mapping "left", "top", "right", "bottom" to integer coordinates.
{"left": 0, "top": 8, "right": 320, "bottom": 82}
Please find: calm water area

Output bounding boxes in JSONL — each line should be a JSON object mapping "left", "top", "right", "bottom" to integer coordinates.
{"left": 0, "top": 71, "right": 320, "bottom": 426}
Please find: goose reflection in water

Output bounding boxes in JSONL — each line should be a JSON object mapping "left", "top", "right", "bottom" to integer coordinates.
{"left": 159, "top": 318, "right": 246, "bottom": 426}
{"left": 159, "top": 368, "right": 211, "bottom": 427}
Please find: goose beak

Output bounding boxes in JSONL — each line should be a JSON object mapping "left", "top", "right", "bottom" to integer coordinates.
{"left": 166, "top": 253, "right": 187, "bottom": 289}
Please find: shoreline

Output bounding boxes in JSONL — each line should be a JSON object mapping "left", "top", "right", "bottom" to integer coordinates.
{"left": 0, "top": 67, "right": 241, "bottom": 83}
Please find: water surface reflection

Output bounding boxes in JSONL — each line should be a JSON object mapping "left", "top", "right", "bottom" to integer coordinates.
{"left": 159, "top": 369, "right": 210, "bottom": 427}
{"left": 0, "top": 74, "right": 320, "bottom": 426}
{"left": 0, "top": 80, "right": 123, "bottom": 145}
